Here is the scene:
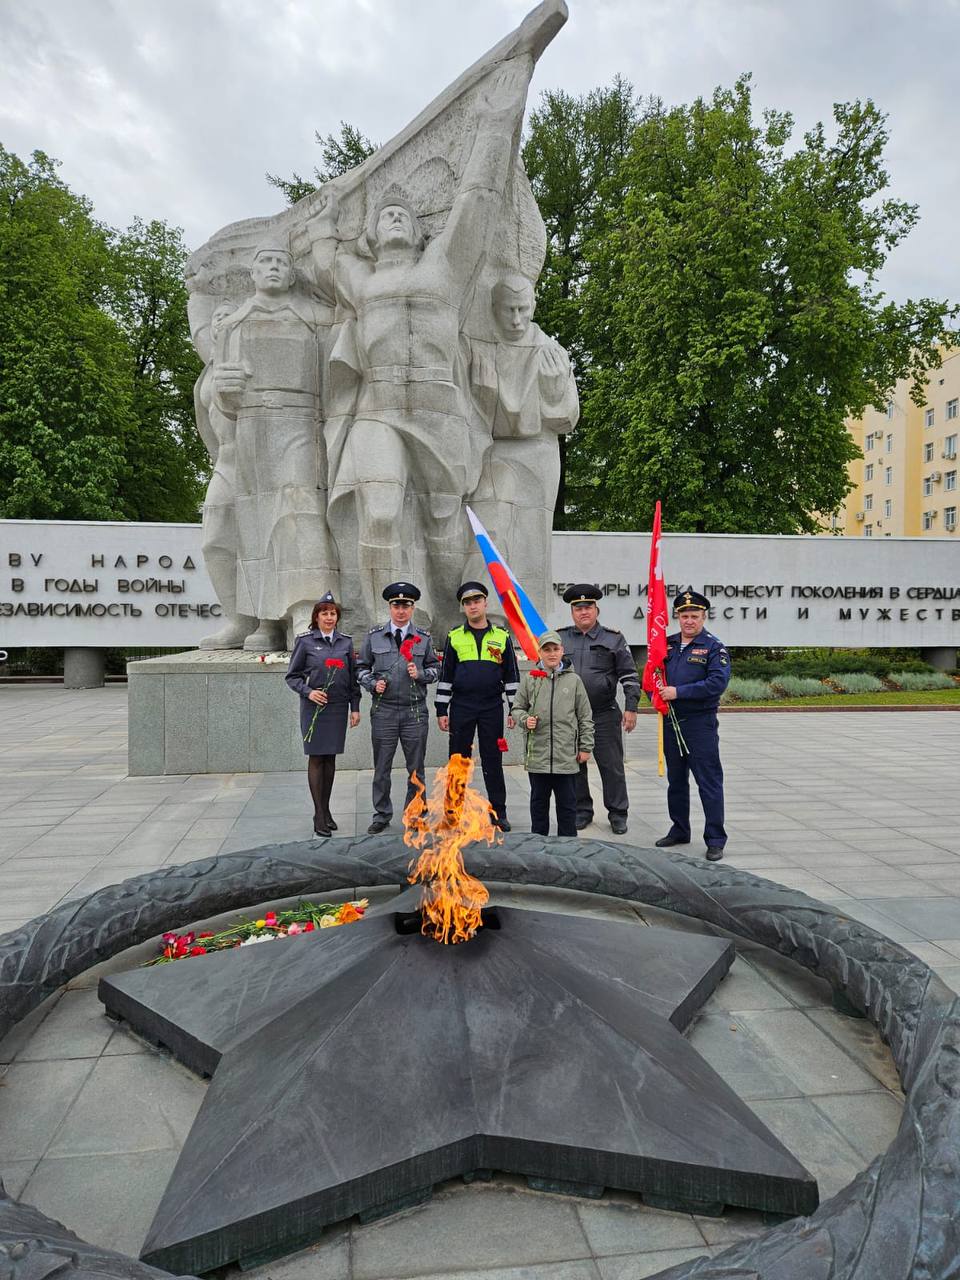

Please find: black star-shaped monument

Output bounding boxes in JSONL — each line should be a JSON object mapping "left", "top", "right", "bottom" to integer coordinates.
{"left": 99, "top": 892, "right": 818, "bottom": 1275}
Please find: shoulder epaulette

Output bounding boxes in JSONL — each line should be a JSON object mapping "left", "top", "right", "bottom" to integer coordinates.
{"left": 604, "top": 626, "right": 622, "bottom": 635}
{"left": 369, "top": 623, "right": 386, "bottom": 633}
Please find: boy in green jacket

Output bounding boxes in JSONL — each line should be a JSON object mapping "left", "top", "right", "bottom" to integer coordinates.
{"left": 512, "top": 631, "right": 595, "bottom": 836}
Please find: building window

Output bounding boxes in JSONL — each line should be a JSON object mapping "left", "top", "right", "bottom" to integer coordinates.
{"left": 946, "top": 506, "right": 958, "bottom": 531}
{"left": 864, "top": 524, "right": 873, "bottom": 537}
{"left": 923, "top": 511, "right": 936, "bottom": 531}
{"left": 924, "top": 442, "right": 935, "bottom": 463}
{"left": 886, "top": 400, "right": 895, "bottom": 419}
{"left": 925, "top": 408, "right": 935, "bottom": 427}
{"left": 946, "top": 471, "right": 957, "bottom": 491}
{"left": 864, "top": 493, "right": 873, "bottom": 510}
{"left": 864, "top": 462, "right": 874, "bottom": 481}
{"left": 948, "top": 398, "right": 959, "bottom": 420}
{"left": 945, "top": 434, "right": 958, "bottom": 458}
{"left": 884, "top": 499, "right": 892, "bottom": 518}
{"left": 886, "top": 433, "right": 893, "bottom": 453}
{"left": 923, "top": 476, "right": 934, "bottom": 497}
{"left": 885, "top": 466, "right": 893, "bottom": 485}
{"left": 864, "top": 434, "right": 874, "bottom": 452}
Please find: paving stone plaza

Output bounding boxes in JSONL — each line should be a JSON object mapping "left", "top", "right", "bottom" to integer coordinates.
{"left": 2, "top": 687, "right": 960, "bottom": 1279}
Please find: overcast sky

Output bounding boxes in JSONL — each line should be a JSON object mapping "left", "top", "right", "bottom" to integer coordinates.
{"left": 1, "top": 0, "right": 957, "bottom": 305}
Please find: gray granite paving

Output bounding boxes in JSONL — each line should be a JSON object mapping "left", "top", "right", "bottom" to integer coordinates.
{"left": 0, "top": 686, "right": 956, "bottom": 1278}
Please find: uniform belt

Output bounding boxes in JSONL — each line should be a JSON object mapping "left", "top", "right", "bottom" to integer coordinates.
{"left": 366, "top": 366, "right": 453, "bottom": 384}
{"left": 240, "top": 393, "right": 317, "bottom": 410}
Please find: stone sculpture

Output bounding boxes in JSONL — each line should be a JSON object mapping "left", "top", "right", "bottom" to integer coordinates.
{"left": 186, "top": 0, "right": 576, "bottom": 642}
{"left": 465, "top": 273, "right": 579, "bottom": 608}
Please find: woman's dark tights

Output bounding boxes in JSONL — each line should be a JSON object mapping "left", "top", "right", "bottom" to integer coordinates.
{"left": 307, "top": 755, "right": 336, "bottom": 831}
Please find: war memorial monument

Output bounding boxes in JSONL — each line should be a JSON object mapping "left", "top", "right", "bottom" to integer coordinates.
{"left": 2, "top": 4, "right": 960, "bottom": 1280}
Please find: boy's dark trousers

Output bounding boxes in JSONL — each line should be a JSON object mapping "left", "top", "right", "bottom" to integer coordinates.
{"left": 529, "top": 772, "right": 578, "bottom": 837}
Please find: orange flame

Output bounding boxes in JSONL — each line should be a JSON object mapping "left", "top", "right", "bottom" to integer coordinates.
{"left": 402, "top": 754, "right": 499, "bottom": 944}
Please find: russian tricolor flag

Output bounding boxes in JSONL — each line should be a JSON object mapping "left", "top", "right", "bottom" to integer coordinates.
{"left": 465, "top": 506, "right": 547, "bottom": 661}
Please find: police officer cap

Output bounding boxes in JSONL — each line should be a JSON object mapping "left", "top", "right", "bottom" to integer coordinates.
{"left": 456, "top": 580, "right": 488, "bottom": 602}
{"left": 562, "top": 583, "right": 603, "bottom": 606}
{"left": 383, "top": 581, "right": 421, "bottom": 604}
{"left": 316, "top": 590, "right": 338, "bottom": 606}
{"left": 673, "top": 587, "right": 711, "bottom": 613}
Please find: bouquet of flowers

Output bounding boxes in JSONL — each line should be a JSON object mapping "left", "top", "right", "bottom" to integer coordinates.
{"left": 304, "top": 657, "right": 345, "bottom": 743}
{"left": 148, "top": 899, "right": 369, "bottom": 965}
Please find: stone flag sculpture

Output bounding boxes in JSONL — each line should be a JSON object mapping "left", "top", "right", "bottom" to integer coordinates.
{"left": 187, "top": 0, "right": 578, "bottom": 650}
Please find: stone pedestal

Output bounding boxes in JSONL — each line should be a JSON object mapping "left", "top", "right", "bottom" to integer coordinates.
{"left": 64, "top": 647, "right": 106, "bottom": 689}
{"left": 128, "top": 650, "right": 453, "bottom": 776}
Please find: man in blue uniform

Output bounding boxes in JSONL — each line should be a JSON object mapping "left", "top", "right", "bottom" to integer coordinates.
{"left": 436, "top": 581, "right": 519, "bottom": 831}
{"left": 557, "top": 584, "right": 641, "bottom": 835}
{"left": 655, "top": 589, "right": 731, "bottom": 861}
{"left": 358, "top": 581, "right": 439, "bottom": 834}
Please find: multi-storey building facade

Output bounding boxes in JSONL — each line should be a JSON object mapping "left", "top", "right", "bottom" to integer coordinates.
{"left": 836, "top": 347, "right": 960, "bottom": 537}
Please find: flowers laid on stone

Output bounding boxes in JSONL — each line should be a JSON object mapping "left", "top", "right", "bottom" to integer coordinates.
{"left": 256, "top": 653, "right": 288, "bottom": 664}
{"left": 304, "top": 657, "right": 347, "bottom": 743}
{"left": 149, "top": 900, "right": 369, "bottom": 965}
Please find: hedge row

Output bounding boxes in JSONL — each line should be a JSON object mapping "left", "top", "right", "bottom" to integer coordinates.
{"left": 722, "top": 670, "right": 958, "bottom": 702}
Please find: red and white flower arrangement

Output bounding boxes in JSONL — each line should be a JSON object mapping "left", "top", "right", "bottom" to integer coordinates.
{"left": 149, "top": 899, "right": 369, "bottom": 965}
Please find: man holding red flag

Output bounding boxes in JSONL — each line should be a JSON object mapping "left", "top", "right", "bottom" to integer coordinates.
{"left": 654, "top": 588, "right": 731, "bottom": 862}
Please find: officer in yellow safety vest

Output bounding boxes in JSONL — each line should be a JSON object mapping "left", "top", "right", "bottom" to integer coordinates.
{"left": 436, "top": 581, "right": 519, "bottom": 830}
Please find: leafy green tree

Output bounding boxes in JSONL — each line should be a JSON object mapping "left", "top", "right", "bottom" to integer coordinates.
{"left": 522, "top": 77, "right": 640, "bottom": 525}
{"left": 0, "top": 147, "right": 204, "bottom": 522}
{"left": 0, "top": 146, "right": 135, "bottom": 519}
{"left": 108, "top": 217, "right": 205, "bottom": 521}
{"left": 267, "top": 122, "right": 377, "bottom": 204}
{"left": 576, "top": 77, "right": 957, "bottom": 533}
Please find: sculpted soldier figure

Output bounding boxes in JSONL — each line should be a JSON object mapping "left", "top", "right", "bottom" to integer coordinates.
{"left": 465, "top": 273, "right": 578, "bottom": 613}
{"left": 210, "top": 235, "right": 335, "bottom": 650}
{"left": 308, "top": 60, "right": 533, "bottom": 630}
{"left": 193, "top": 301, "right": 254, "bottom": 650}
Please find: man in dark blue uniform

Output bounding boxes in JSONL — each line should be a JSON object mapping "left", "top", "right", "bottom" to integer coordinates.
{"left": 436, "top": 581, "right": 519, "bottom": 831}
{"left": 557, "top": 584, "right": 641, "bottom": 835}
{"left": 655, "top": 589, "right": 731, "bottom": 861}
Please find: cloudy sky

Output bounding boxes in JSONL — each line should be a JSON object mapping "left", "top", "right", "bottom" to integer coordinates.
{"left": 1, "top": 0, "right": 957, "bottom": 305}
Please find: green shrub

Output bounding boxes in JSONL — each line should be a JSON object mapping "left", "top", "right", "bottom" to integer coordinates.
{"left": 722, "top": 677, "right": 779, "bottom": 702}
{"left": 732, "top": 648, "right": 935, "bottom": 681}
{"left": 773, "top": 676, "right": 828, "bottom": 697}
{"left": 888, "top": 670, "right": 957, "bottom": 691}
{"left": 828, "top": 672, "right": 885, "bottom": 693}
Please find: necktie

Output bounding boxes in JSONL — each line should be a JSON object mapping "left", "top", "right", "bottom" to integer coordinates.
{"left": 394, "top": 629, "right": 403, "bottom": 648}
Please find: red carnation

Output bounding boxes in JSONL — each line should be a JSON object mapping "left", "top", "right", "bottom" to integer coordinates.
{"left": 497, "top": 737, "right": 509, "bottom": 753}
{"left": 304, "top": 921, "right": 316, "bottom": 932}
{"left": 399, "top": 635, "right": 419, "bottom": 662}
{"left": 530, "top": 669, "right": 548, "bottom": 679}
{"left": 190, "top": 945, "right": 206, "bottom": 956}
{"left": 325, "top": 657, "right": 345, "bottom": 669}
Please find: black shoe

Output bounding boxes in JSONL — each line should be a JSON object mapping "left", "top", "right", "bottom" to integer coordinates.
{"left": 575, "top": 815, "right": 593, "bottom": 831}
{"left": 609, "top": 816, "right": 628, "bottom": 835}
{"left": 367, "top": 817, "right": 390, "bottom": 835}
{"left": 325, "top": 815, "right": 338, "bottom": 831}
{"left": 655, "top": 835, "right": 690, "bottom": 848}
{"left": 705, "top": 846, "right": 725, "bottom": 862}
{"left": 313, "top": 822, "right": 331, "bottom": 838}
{"left": 493, "top": 815, "right": 512, "bottom": 832}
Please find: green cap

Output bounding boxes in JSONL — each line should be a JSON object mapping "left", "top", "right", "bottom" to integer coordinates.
{"left": 537, "top": 630, "right": 563, "bottom": 648}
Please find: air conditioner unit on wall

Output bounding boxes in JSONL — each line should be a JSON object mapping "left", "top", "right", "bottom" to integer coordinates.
{"left": 931, "top": 471, "right": 942, "bottom": 481}
{"left": 855, "top": 512, "right": 865, "bottom": 521}
{"left": 874, "top": 430, "right": 885, "bottom": 439}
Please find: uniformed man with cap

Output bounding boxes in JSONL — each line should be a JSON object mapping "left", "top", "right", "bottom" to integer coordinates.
{"left": 358, "top": 581, "right": 439, "bottom": 834}
{"left": 655, "top": 588, "right": 731, "bottom": 861}
{"left": 435, "top": 581, "right": 519, "bottom": 830}
{"left": 557, "top": 584, "right": 641, "bottom": 835}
